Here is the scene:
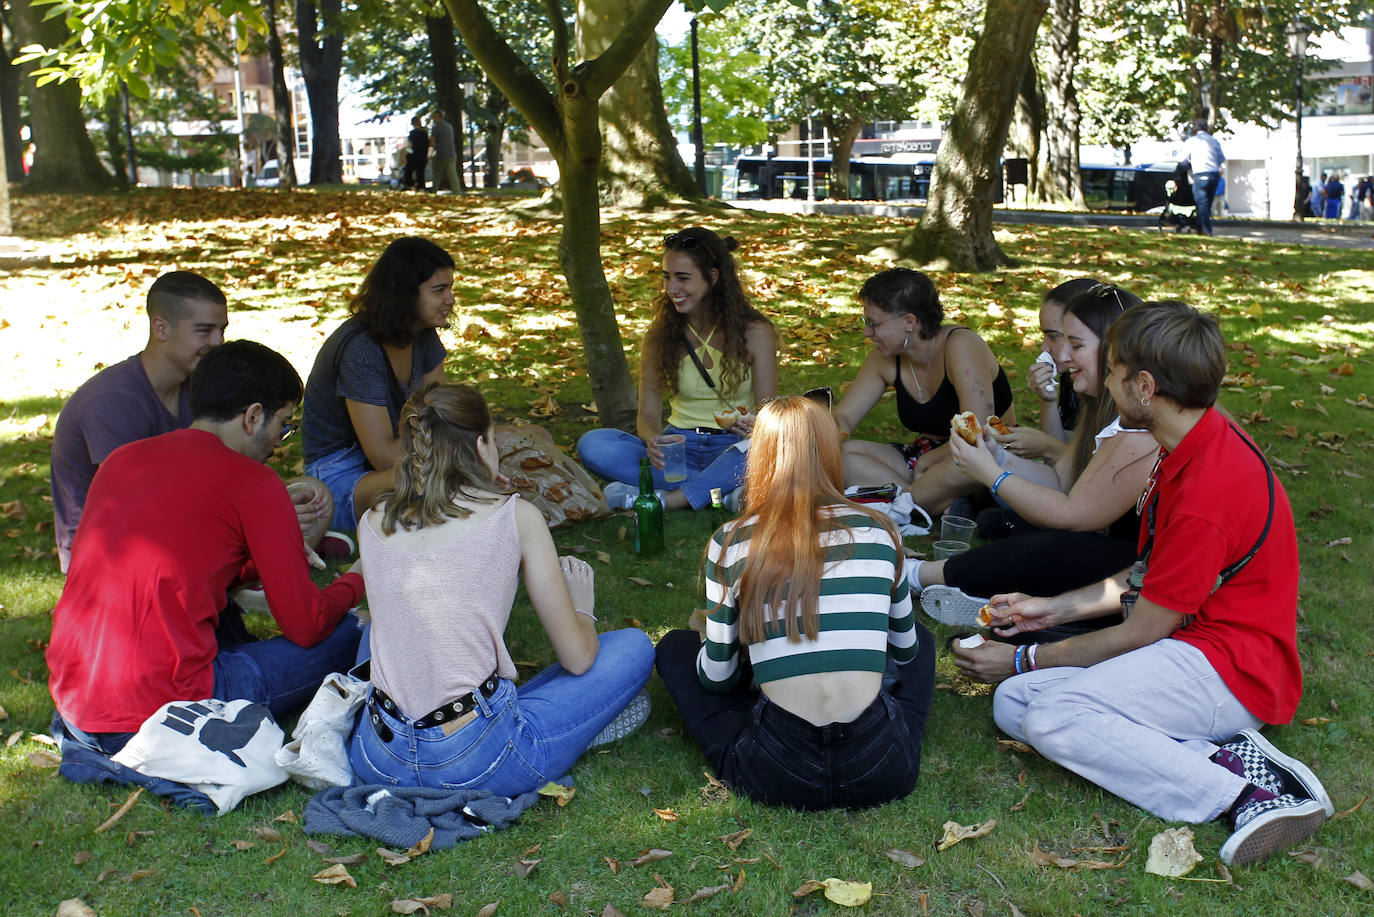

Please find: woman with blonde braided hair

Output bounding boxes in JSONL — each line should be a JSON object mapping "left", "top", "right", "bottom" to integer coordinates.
{"left": 349, "top": 382, "right": 655, "bottom": 794}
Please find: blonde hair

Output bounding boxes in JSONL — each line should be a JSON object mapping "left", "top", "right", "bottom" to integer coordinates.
{"left": 380, "top": 383, "right": 508, "bottom": 533}
{"left": 717, "top": 396, "right": 902, "bottom": 644}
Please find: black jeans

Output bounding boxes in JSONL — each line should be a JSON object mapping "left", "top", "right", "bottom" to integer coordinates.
{"left": 654, "top": 625, "right": 935, "bottom": 810}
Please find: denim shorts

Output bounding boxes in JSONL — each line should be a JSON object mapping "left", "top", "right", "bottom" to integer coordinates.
{"left": 306, "top": 443, "right": 369, "bottom": 533}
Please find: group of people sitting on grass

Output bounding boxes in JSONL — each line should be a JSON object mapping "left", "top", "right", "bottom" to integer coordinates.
{"left": 44, "top": 227, "right": 1330, "bottom": 866}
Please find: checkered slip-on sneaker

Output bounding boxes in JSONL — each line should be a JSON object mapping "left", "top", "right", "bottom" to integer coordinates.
{"left": 1219, "top": 793, "right": 1326, "bottom": 866}
{"left": 588, "top": 689, "right": 651, "bottom": 748}
{"left": 919, "top": 585, "right": 990, "bottom": 628}
{"left": 1220, "top": 729, "right": 1335, "bottom": 817}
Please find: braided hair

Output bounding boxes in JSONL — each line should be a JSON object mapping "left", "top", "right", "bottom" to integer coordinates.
{"left": 379, "top": 382, "right": 508, "bottom": 533}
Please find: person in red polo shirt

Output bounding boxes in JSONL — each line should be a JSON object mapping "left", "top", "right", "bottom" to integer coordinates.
{"left": 47, "top": 340, "right": 364, "bottom": 754}
{"left": 950, "top": 301, "right": 1331, "bottom": 867}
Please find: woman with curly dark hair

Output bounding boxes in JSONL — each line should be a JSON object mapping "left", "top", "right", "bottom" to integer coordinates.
{"left": 302, "top": 237, "right": 454, "bottom": 531}
{"left": 578, "top": 227, "right": 777, "bottom": 510}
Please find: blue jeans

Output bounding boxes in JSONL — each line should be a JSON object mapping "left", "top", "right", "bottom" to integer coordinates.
{"left": 654, "top": 627, "right": 936, "bottom": 810}
{"left": 213, "top": 615, "right": 362, "bottom": 721}
{"left": 577, "top": 426, "right": 745, "bottom": 510}
{"left": 349, "top": 629, "right": 654, "bottom": 797}
{"left": 306, "top": 443, "right": 369, "bottom": 532}
{"left": 1192, "top": 171, "right": 1220, "bottom": 235}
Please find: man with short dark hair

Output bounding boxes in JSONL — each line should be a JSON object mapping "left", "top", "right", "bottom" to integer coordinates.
{"left": 952, "top": 301, "right": 1331, "bottom": 867}
{"left": 47, "top": 341, "right": 364, "bottom": 753}
{"left": 51, "top": 271, "right": 334, "bottom": 571}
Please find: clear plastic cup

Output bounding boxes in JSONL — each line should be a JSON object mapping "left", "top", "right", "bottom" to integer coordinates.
{"left": 941, "top": 515, "right": 977, "bottom": 545}
{"left": 932, "top": 540, "right": 971, "bottom": 560}
{"left": 658, "top": 434, "right": 687, "bottom": 483}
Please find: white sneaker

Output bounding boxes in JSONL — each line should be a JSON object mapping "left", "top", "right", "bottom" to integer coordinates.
{"left": 919, "top": 585, "right": 989, "bottom": 627}
{"left": 588, "top": 689, "right": 651, "bottom": 748}
{"left": 602, "top": 481, "right": 636, "bottom": 510}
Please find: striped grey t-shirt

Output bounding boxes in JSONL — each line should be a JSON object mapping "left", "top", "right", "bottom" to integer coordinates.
{"left": 697, "top": 508, "right": 916, "bottom": 691}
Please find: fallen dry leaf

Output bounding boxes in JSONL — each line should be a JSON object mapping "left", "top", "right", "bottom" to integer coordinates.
{"left": 686, "top": 883, "right": 730, "bottom": 903}
{"left": 548, "top": 890, "right": 566, "bottom": 907}
{"left": 274, "top": 809, "right": 299, "bottom": 823}
{"left": 885, "top": 848, "right": 925, "bottom": 868}
{"left": 641, "top": 884, "right": 674, "bottom": 910}
{"left": 538, "top": 781, "right": 576, "bottom": 807}
{"left": 94, "top": 787, "right": 143, "bottom": 834}
{"left": 599, "top": 905, "right": 626, "bottom": 917}
{"left": 1030, "top": 841, "right": 1077, "bottom": 868}
{"left": 391, "top": 893, "right": 454, "bottom": 914}
{"left": 323, "top": 853, "right": 368, "bottom": 866}
{"left": 126, "top": 830, "right": 153, "bottom": 846}
{"left": 476, "top": 903, "right": 499, "bottom": 917}
{"left": 312, "top": 864, "right": 358, "bottom": 887}
{"left": 720, "top": 827, "right": 752, "bottom": 851}
{"left": 231, "top": 840, "right": 256, "bottom": 851}
{"left": 651, "top": 807, "right": 678, "bottom": 821}
{"left": 1145, "top": 827, "right": 1202, "bottom": 877}
{"left": 0, "top": 703, "right": 6, "bottom": 720}
{"left": 1325, "top": 537, "right": 1353, "bottom": 547}
{"left": 377, "top": 847, "right": 412, "bottom": 866}
{"left": 5, "top": 730, "right": 22, "bottom": 747}
{"left": 627, "top": 576, "right": 654, "bottom": 587}
{"left": 595, "top": 551, "right": 612, "bottom": 564}
{"left": 820, "top": 878, "right": 873, "bottom": 907}
{"left": 1332, "top": 795, "right": 1367, "bottom": 820}
{"left": 55, "top": 901, "right": 97, "bottom": 917}
{"left": 732, "top": 867, "right": 746, "bottom": 892}
{"left": 306, "top": 839, "right": 334, "bottom": 856}
{"left": 27, "top": 749, "right": 61, "bottom": 768}
{"left": 997, "top": 739, "right": 1036, "bottom": 754}
{"left": 72, "top": 850, "right": 93, "bottom": 865}
{"left": 253, "top": 826, "right": 284, "bottom": 843}
{"left": 1342, "top": 871, "right": 1373, "bottom": 891}
{"left": 627, "top": 848, "right": 672, "bottom": 867}
{"left": 514, "top": 858, "right": 540, "bottom": 878}
{"left": 126, "top": 869, "right": 157, "bottom": 881}
{"left": 263, "top": 846, "right": 287, "bottom": 865}
{"left": 407, "top": 828, "right": 435, "bottom": 857}
{"left": 1009, "top": 789, "right": 1033, "bottom": 812}
{"left": 1302, "top": 717, "right": 1333, "bottom": 725}
{"left": 936, "top": 819, "right": 997, "bottom": 851}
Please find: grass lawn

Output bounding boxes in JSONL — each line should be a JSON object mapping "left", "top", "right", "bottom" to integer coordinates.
{"left": 1, "top": 188, "right": 1371, "bottom": 916}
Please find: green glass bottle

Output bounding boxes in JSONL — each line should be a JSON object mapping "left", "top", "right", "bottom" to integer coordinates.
{"left": 633, "top": 457, "right": 665, "bottom": 556}
{"left": 709, "top": 487, "right": 726, "bottom": 530}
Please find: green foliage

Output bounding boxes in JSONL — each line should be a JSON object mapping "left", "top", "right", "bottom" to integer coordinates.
{"left": 14, "top": 0, "right": 267, "bottom": 105}
{"left": 2, "top": 189, "right": 1373, "bottom": 914}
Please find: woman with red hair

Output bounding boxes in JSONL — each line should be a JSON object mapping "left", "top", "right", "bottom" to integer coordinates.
{"left": 654, "top": 396, "right": 936, "bottom": 809}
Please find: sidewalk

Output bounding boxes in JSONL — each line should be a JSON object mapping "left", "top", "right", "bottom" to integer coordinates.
{"left": 733, "top": 200, "right": 1374, "bottom": 250}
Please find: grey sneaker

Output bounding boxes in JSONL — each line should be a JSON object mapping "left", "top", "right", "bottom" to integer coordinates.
{"left": 1220, "top": 729, "right": 1335, "bottom": 816}
{"left": 588, "top": 689, "right": 651, "bottom": 748}
{"left": 602, "top": 481, "right": 636, "bottom": 510}
{"left": 919, "top": 585, "right": 989, "bottom": 628}
{"left": 1219, "top": 793, "right": 1326, "bottom": 866}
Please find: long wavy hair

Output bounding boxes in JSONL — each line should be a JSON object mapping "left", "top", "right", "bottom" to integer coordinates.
{"left": 715, "top": 396, "right": 902, "bottom": 645}
{"left": 646, "top": 227, "right": 771, "bottom": 398}
{"left": 348, "top": 237, "right": 455, "bottom": 348}
{"left": 379, "top": 382, "right": 509, "bottom": 534}
{"left": 1062, "top": 283, "right": 1145, "bottom": 482}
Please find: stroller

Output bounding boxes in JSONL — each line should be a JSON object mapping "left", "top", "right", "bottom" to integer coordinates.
{"left": 1158, "top": 174, "right": 1202, "bottom": 233}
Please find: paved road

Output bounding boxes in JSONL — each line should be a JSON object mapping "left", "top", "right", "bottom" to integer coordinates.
{"left": 735, "top": 200, "right": 1374, "bottom": 250}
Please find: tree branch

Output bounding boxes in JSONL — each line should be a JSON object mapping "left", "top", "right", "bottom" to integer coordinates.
{"left": 578, "top": 0, "right": 674, "bottom": 100}
{"left": 443, "top": 0, "right": 562, "bottom": 148}
{"left": 543, "top": 0, "right": 569, "bottom": 85}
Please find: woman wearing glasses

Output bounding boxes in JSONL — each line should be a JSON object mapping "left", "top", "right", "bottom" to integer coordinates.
{"left": 835, "top": 268, "right": 1014, "bottom": 513}
{"left": 655, "top": 396, "right": 935, "bottom": 809}
{"left": 914, "top": 284, "right": 1158, "bottom": 637}
{"left": 577, "top": 227, "right": 778, "bottom": 510}
{"left": 302, "top": 237, "right": 454, "bottom": 531}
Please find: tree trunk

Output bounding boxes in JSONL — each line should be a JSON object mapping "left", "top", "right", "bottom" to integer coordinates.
{"left": 296, "top": 0, "right": 343, "bottom": 185}
{"left": 11, "top": 0, "right": 118, "bottom": 192}
{"left": 1008, "top": 61, "right": 1042, "bottom": 202}
{"left": 898, "top": 0, "right": 1048, "bottom": 272}
{"left": 0, "top": 20, "right": 26, "bottom": 183}
{"left": 582, "top": 0, "right": 698, "bottom": 207}
{"left": 483, "top": 88, "right": 507, "bottom": 187}
{"left": 101, "top": 94, "right": 129, "bottom": 186}
{"left": 1041, "top": 0, "right": 1083, "bottom": 207}
{"left": 0, "top": 102, "right": 11, "bottom": 233}
{"left": 426, "top": 9, "right": 465, "bottom": 191}
{"left": 444, "top": 0, "right": 671, "bottom": 430}
{"left": 824, "top": 113, "right": 862, "bottom": 201}
{"left": 264, "top": 0, "right": 298, "bottom": 188}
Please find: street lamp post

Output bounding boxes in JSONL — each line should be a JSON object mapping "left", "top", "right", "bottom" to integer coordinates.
{"left": 690, "top": 17, "right": 706, "bottom": 196}
{"left": 462, "top": 76, "right": 479, "bottom": 190}
{"left": 1287, "top": 22, "right": 1310, "bottom": 221}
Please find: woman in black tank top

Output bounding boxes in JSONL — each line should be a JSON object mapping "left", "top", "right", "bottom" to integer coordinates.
{"left": 834, "top": 269, "right": 1014, "bottom": 514}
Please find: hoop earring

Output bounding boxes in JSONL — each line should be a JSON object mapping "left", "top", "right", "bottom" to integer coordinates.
{"left": 1140, "top": 398, "right": 1150, "bottom": 407}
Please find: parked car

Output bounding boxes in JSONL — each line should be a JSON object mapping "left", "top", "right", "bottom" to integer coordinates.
{"left": 255, "top": 160, "right": 280, "bottom": 188}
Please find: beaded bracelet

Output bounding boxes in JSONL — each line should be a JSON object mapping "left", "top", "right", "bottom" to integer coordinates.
{"left": 991, "top": 470, "right": 1014, "bottom": 498}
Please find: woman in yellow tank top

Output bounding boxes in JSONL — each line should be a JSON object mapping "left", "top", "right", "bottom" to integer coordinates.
{"left": 577, "top": 227, "right": 778, "bottom": 510}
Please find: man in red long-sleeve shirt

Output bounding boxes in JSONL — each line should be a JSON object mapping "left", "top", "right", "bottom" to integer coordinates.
{"left": 48, "top": 340, "right": 365, "bottom": 751}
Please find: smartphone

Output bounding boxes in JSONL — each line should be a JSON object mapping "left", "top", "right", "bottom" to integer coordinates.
{"left": 848, "top": 482, "right": 898, "bottom": 503}
{"left": 803, "top": 385, "right": 833, "bottom": 409}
